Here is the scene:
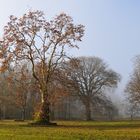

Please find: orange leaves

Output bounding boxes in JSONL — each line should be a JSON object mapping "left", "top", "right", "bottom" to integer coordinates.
{"left": 0, "top": 65, "right": 8, "bottom": 73}
{"left": 0, "top": 10, "right": 84, "bottom": 73}
{"left": 0, "top": 10, "right": 84, "bottom": 121}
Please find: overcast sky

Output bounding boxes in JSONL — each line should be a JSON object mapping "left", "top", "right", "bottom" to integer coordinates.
{"left": 0, "top": 0, "right": 140, "bottom": 99}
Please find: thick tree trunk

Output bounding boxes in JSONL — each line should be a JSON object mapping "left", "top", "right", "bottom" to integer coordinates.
{"left": 39, "top": 102, "right": 50, "bottom": 122}
{"left": 38, "top": 91, "right": 50, "bottom": 123}
{"left": 34, "top": 87, "right": 57, "bottom": 125}
{"left": 85, "top": 102, "right": 92, "bottom": 121}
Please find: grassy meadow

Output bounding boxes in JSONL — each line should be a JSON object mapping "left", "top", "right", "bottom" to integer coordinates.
{"left": 0, "top": 120, "right": 139, "bottom": 139}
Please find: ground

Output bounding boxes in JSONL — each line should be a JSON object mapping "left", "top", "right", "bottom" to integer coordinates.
{"left": 0, "top": 120, "right": 140, "bottom": 139}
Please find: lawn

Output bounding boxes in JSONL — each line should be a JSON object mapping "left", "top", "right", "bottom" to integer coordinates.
{"left": 0, "top": 120, "right": 140, "bottom": 140}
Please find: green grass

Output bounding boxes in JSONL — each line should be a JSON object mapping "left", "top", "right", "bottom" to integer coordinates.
{"left": 0, "top": 120, "right": 139, "bottom": 139}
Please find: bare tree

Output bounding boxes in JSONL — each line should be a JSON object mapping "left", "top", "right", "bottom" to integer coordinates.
{"left": 126, "top": 102, "right": 140, "bottom": 120}
{"left": 62, "top": 57, "right": 120, "bottom": 120}
{"left": 125, "top": 56, "right": 140, "bottom": 106}
{"left": 125, "top": 72, "right": 140, "bottom": 104}
{"left": 125, "top": 56, "right": 140, "bottom": 119}
{"left": 103, "top": 100, "right": 119, "bottom": 121}
{"left": 0, "top": 10, "right": 84, "bottom": 123}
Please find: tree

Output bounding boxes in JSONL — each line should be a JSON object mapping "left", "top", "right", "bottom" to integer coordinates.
{"left": 126, "top": 102, "right": 140, "bottom": 120}
{"left": 125, "top": 56, "right": 140, "bottom": 106}
{"left": 62, "top": 57, "right": 120, "bottom": 120}
{"left": 0, "top": 10, "right": 84, "bottom": 123}
{"left": 7, "top": 64, "right": 33, "bottom": 120}
{"left": 125, "top": 56, "right": 140, "bottom": 119}
{"left": 125, "top": 71, "right": 140, "bottom": 104}
{"left": 0, "top": 73, "right": 13, "bottom": 119}
{"left": 103, "top": 99, "right": 119, "bottom": 121}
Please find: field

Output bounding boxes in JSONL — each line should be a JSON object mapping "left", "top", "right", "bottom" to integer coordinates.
{"left": 0, "top": 120, "right": 140, "bottom": 140}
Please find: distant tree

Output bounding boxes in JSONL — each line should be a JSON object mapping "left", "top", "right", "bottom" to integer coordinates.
{"left": 62, "top": 57, "right": 120, "bottom": 120}
{"left": 124, "top": 56, "right": 140, "bottom": 120}
{"left": 103, "top": 99, "right": 119, "bottom": 121}
{"left": 125, "top": 56, "right": 140, "bottom": 107}
{"left": 126, "top": 102, "right": 140, "bottom": 120}
{"left": 7, "top": 64, "right": 33, "bottom": 120}
{"left": 0, "top": 73, "right": 12, "bottom": 119}
{"left": 0, "top": 10, "right": 84, "bottom": 123}
{"left": 125, "top": 72, "right": 140, "bottom": 104}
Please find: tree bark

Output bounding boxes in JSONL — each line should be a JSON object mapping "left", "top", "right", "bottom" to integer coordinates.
{"left": 38, "top": 91, "right": 50, "bottom": 123}
{"left": 85, "top": 102, "right": 92, "bottom": 121}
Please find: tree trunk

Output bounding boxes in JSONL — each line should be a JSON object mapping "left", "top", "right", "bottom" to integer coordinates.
{"left": 130, "top": 114, "right": 133, "bottom": 121}
{"left": 21, "top": 108, "right": 25, "bottom": 120}
{"left": 38, "top": 91, "right": 50, "bottom": 123}
{"left": 50, "top": 104, "right": 55, "bottom": 121}
{"left": 85, "top": 102, "right": 91, "bottom": 121}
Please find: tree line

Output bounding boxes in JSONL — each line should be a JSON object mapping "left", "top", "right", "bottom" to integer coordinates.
{"left": 0, "top": 10, "right": 137, "bottom": 124}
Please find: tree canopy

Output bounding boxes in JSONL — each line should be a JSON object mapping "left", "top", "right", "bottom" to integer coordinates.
{"left": 0, "top": 10, "right": 84, "bottom": 123}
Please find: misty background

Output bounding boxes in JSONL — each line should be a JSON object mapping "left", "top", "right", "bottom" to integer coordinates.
{"left": 0, "top": 0, "right": 140, "bottom": 118}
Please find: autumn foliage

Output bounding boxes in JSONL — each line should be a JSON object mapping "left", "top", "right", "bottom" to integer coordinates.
{"left": 0, "top": 10, "right": 84, "bottom": 123}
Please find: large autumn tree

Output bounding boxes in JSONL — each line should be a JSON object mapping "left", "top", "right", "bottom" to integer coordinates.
{"left": 0, "top": 10, "right": 84, "bottom": 123}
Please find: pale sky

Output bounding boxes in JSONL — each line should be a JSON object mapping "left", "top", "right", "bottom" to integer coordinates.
{"left": 0, "top": 0, "right": 140, "bottom": 99}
